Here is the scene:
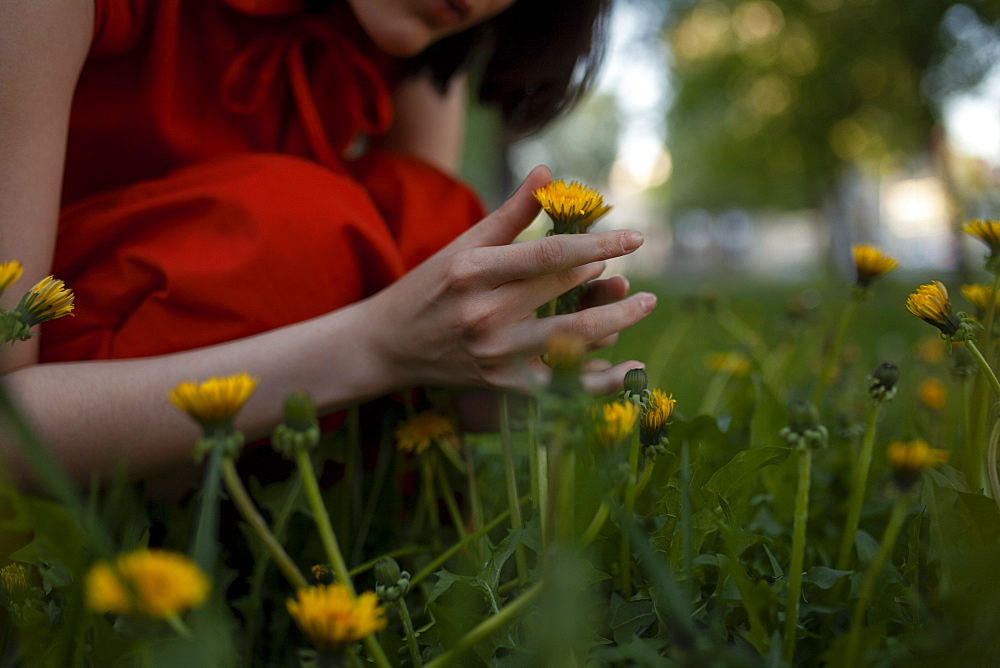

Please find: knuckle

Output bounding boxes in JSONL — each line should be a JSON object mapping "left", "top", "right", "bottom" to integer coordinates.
{"left": 445, "top": 253, "right": 480, "bottom": 289}
{"left": 533, "top": 237, "right": 566, "bottom": 270}
{"left": 456, "top": 300, "right": 494, "bottom": 335}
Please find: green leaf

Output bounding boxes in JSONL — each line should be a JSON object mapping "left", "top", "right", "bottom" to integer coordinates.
{"left": 703, "top": 446, "right": 791, "bottom": 501}
{"left": 802, "top": 566, "right": 852, "bottom": 589}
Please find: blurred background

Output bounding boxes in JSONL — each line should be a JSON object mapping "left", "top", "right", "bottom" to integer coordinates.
{"left": 460, "top": 0, "right": 1000, "bottom": 287}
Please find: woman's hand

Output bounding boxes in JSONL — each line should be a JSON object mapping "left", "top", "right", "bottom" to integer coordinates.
{"left": 362, "top": 165, "right": 657, "bottom": 395}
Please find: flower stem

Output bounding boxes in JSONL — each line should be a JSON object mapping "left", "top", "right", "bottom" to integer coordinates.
{"left": 499, "top": 394, "right": 529, "bottom": 583}
{"left": 844, "top": 493, "right": 908, "bottom": 666}
{"left": 987, "top": 419, "right": 1000, "bottom": 510}
{"left": 190, "top": 444, "right": 224, "bottom": 574}
{"left": 620, "top": 433, "right": 642, "bottom": 596}
{"left": 220, "top": 456, "right": 308, "bottom": 589}
{"left": 835, "top": 402, "right": 882, "bottom": 572}
{"left": 419, "top": 454, "right": 442, "bottom": 549}
{"left": 966, "top": 339, "right": 1000, "bottom": 399}
{"left": 680, "top": 439, "right": 693, "bottom": 599}
{"left": 165, "top": 614, "right": 193, "bottom": 639}
{"left": 813, "top": 297, "right": 860, "bottom": 405}
{"left": 294, "top": 448, "right": 392, "bottom": 668}
{"left": 410, "top": 496, "right": 528, "bottom": 588}
{"left": 434, "top": 461, "right": 468, "bottom": 540}
{"left": 423, "top": 583, "right": 542, "bottom": 668}
{"left": 295, "top": 448, "right": 352, "bottom": 590}
{"left": 782, "top": 447, "right": 812, "bottom": 664}
{"left": 580, "top": 501, "right": 610, "bottom": 546}
{"left": 395, "top": 598, "right": 424, "bottom": 668}
{"left": 960, "top": 378, "right": 981, "bottom": 490}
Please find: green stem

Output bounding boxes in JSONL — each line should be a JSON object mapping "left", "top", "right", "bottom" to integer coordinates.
{"left": 580, "top": 502, "right": 610, "bottom": 546}
{"left": 698, "top": 365, "right": 734, "bottom": 416}
{"left": 165, "top": 614, "right": 193, "bottom": 639}
{"left": 620, "top": 433, "right": 642, "bottom": 596}
{"left": 680, "top": 440, "right": 693, "bottom": 599}
{"left": 220, "top": 456, "right": 307, "bottom": 589}
{"left": 844, "top": 494, "right": 909, "bottom": 666}
{"left": 350, "top": 546, "right": 427, "bottom": 578}
{"left": 527, "top": 397, "right": 541, "bottom": 517}
{"left": 632, "top": 459, "right": 656, "bottom": 503}
{"left": 295, "top": 449, "right": 392, "bottom": 668}
{"left": 982, "top": 272, "right": 1000, "bottom": 363}
{"left": 813, "top": 297, "right": 860, "bottom": 405}
{"left": 295, "top": 447, "right": 350, "bottom": 587}
{"left": 559, "top": 451, "right": 576, "bottom": 544}
{"left": 987, "top": 419, "right": 1000, "bottom": 510}
{"left": 395, "top": 598, "right": 424, "bottom": 668}
{"left": 434, "top": 461, "right": 468, "bottom": 539}
{"left": 423, "top": 583, "right": 543, "bottom": 668}
{"left": 411, "top": 497, "right": 527, "bottom": 588}
{"left": 835, "top": 402, "right": 882, "bottom": 572}
{"left": 190, "top": 444, "right": 224, "bottom": 574}
{"left": 420, "top": 454, "right": 442, "bottom": 548}
{"left": 499, "top": 395, "right": 528, "bottom": 583}
{"left": 782, "top": 447, "right": 812, "bottom": 664}
{"left": 543, "top": 420, "right": 568, "bottom": 550}
{"left": 961, "top": 378, "right": 981, "bottom": 490}
{"left": 967, "top": 339, "right": 1000, "bottom": 399}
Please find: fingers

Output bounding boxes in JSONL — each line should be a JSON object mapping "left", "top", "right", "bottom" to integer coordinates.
{"left": 459, "top": 165, "right": 553, "bottom": 249}
{"left": 581, "top": 275, "right": 630, "bottom": 309}
{"left": 581, "top": 362, "right": 646, "bottom": 395}
{"left": 498, "top": 260, "right": 608, "bottom": 317}
{"left": 477, "top": 229, "right": 643, "bottom": 286}
{"left": 529, "top": 292, "right": 658, "bottom": 355}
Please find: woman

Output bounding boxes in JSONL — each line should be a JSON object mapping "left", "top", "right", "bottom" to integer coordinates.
{"left": 0, "top": 0, "right": 656, "bottom": 486}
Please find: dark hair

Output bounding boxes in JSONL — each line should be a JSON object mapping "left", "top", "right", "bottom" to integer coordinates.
{"left": 410, "top": 0, "right": 613, "bottom": 139}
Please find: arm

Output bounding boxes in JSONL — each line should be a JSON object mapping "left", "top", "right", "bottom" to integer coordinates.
{"left": 378, "top": 73, "right": 467, "bottom": 174}
{"left": 0, "top": 1, "right": 654, "bottom": 486}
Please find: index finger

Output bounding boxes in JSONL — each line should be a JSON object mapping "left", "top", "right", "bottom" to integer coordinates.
{"left": 477, "top": 229, "right": 644, "bottom": 286}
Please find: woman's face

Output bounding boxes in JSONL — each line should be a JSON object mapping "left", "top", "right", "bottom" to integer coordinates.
{"left": 346, "top": 0, "right": 518, "bottom": 57}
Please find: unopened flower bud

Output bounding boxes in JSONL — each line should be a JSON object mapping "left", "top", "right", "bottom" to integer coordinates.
{"left": 373, "top": 557, "right": 401, "bottom": 587}
{"left": 272, "top": 391, "right": 320, "bottom": 457}
{"left": 780, "top": 400, "right": 827, "bottom": 450}
{"left": 283, "top": 392, "right": 319, "bottom": 432}
{"left": 623, "top": 368, "right": 648, "bottom": 395}
{"left": 868, "top": 362, "right": 900, "bottom": 403}
{"left": 311, "top": 563, "right": 334, "bottom": 584}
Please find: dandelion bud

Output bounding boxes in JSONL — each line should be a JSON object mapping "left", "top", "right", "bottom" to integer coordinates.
{"left": 374, "top": 557, "right": 410, "bottom": 602}
{"left": 272, "top": 391, "right": 321, "bottom": 458}
{"left": 868, "top": 362, "right": 899, "bottom": 403}
{"left": 623, "top": 368, "right": 648, "bottom": 395}
{"left": 780, "top": 400, "right": 827, "bottom": 450}
{"left": 373, "top": 557, "right": 401, "bottom": 586}
{"left": 0, "top": 563, "right": 28, "bottom": 604}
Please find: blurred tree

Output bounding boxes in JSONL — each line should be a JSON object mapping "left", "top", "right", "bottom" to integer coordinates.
{"left": 660, "top": 0, "right": 1000, "bottom": 213}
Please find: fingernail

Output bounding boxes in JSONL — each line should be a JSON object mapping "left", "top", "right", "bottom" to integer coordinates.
{"left": 622, "top": 231, "right": 644, "bottom": 252}
{"left": 639, "top": 292, "right": 657, "bottom": 311}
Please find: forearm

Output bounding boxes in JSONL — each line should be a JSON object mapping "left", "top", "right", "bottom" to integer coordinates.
{"left": 0, "top": 297, "right": 392, "bottom": 485}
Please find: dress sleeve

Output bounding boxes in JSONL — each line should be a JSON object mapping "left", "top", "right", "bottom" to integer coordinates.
{"left": 91, "top": 0, "right": 150, "bottom": 55}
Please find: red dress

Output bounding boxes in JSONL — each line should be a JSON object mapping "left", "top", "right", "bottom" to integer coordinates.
{"left": 40, "top": 0, "right": 485, "bottom": 363}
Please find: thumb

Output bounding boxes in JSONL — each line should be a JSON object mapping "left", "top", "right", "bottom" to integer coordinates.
{"left": 459, "top": 165, "right": 552, "bottom": 249}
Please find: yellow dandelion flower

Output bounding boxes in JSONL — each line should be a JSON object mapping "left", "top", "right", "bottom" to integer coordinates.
{"left": 640, "top": 389, "right": 675, "bottom": 447}
{"left": 593, "top": 400, "right": 640, "bottom": 447}
{"left": 905, "top": 281, "right": 961, "bottom": 336}
{"left": 168, "top": 373, "right": 258, "bottom": 430}
{"left": 887, "top": 439, "right": 949, "bottom": 489}
{"left": 15, "top": 276, "right": 74, "bottom": 327}
{"left": 85, "top": 549, "right": 209, "bottom": 619}
{"left": 0, "top": 563, "right": 28, "bottom": 602}
{"left": 963, "top": 219, "right": 1000, "bottom": 256}
{"left": 852, "top": 244, "right": 898, "bottom": 288}
{"left": 533, "top": 180, "right": 612, "bottom": 233}
{"left": 287, "top": 584, "right": 387, "bottom": 653}
{"left": 393, "top": 411, "right": 457, "bottom": 455}
{"left": 918, "top": 377, "right": 946, "bottom": 411}
{"left": 0, "top": 261, "right": 24, "bottom": 295}
{"left": 705, "top": 351, "right": 750, "bottom": 377}
{"left": 961, "top": 283, "right": 1000, "bottom": 314}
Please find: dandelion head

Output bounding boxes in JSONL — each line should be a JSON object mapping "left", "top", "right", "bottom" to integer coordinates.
{"left": 593, "top": 400, "right": 640, "bottom": 447}
{"left": 533, "top": 180, "right": 612, "bottom": 233}
{"left": 964, "top": 219, "right": 1000, "bottom": 257}
{"left": 640, "top": 389, "right": 675, "bottom": 447}
{"left": 168, "top": 373, "right": 258, "bottom": 432}
{"left": 0, "top": 563, "right": 28, "bottom": 602}
{"left": 0, "top": 261, "right": 24, "bottom": 296}
{"left": 852, "top": 244, "right": 898, "bottom": 288}
{"left": 918, "top": 377, "right": 946, "bottom": 411}
{"left": 961, "top": 283, "right": 1000, "bottom": 315}
{"left": 393, "top": 411, "right": 457, "bottom": 455}
{"left": 85, "top": 549, "right": 209, "bottom": 618}
{"left": 887, "top": 439, "right": 949, "bottom": 490}
{"left": 15, "top": 276, "right": 74, "bottom": 327}
{"left": 905, "top": 281, "right": 961, "bottom": 337}
{"left": 287, "top": 585, "right": 387, "bottom": 653}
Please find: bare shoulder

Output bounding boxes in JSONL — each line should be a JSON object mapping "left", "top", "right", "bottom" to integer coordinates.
{"left": 0, "top": 0, "right": 93, "bottom": 373}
